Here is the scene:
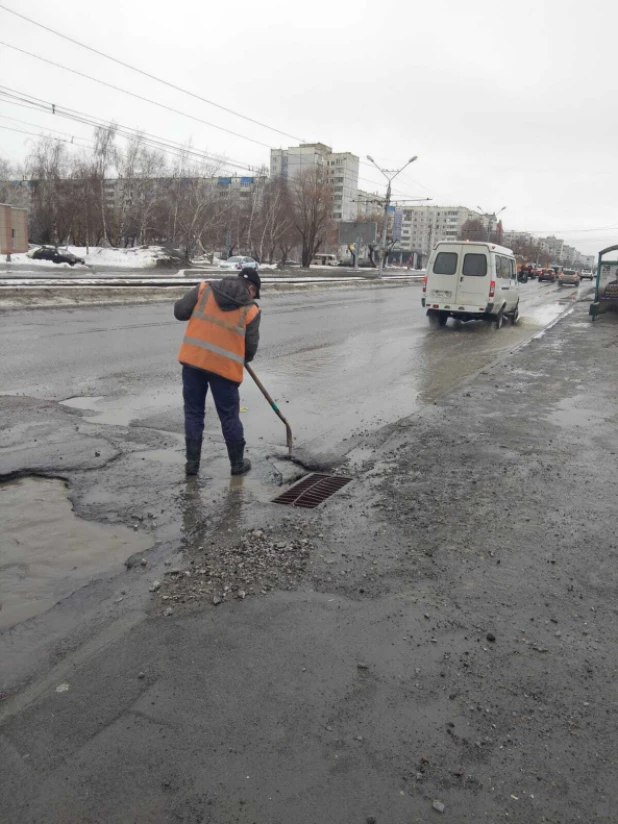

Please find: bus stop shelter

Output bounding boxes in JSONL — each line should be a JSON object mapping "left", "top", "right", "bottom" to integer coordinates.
{"left": 589, "top": 244, "right": 618, "bottom": 320}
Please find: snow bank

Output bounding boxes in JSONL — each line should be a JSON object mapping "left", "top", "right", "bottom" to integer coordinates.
{"left": 5, "top": 245, "right": 177, "bottom": 269}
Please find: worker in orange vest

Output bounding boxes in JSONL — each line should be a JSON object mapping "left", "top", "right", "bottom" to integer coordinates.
{"left": 174, "top": 267, "right": 261, "bottom": 476}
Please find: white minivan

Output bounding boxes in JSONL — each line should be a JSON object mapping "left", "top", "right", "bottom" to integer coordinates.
{"left": 422, "top": 241, "right": 520, "bottom": 328}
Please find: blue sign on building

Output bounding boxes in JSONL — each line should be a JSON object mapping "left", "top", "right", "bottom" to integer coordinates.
{"left": 218, "top": 177, "right": 232, "bottom": 185}
{"left": 240, "top": 177, "right": 254, "bottom": 185}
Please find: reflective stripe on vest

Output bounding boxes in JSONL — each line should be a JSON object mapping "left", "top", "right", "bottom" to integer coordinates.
{"left": 178, "top": 282, "right": 259, "bottom": 382}
{"left": 182, "top": 336, "right": 245, "bottom": 364}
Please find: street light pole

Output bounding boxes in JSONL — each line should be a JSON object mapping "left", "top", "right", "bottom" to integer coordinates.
{"left": 477, "top": 205, "right": 507, "bottom": 242}
{"left": 367, "top": 155, "right": 418, "bottom": 276}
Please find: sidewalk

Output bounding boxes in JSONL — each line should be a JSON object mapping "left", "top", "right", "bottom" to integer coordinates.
{"left": 1, "top": 302, "right": 617, "bottom": 823}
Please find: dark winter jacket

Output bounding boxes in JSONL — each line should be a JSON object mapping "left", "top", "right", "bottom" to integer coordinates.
{"left": 174, "top": 278, "right": 261, "bottom": 363}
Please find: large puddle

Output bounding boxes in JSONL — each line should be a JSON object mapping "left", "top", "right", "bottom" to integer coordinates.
{"left": 0, "top": 477, "right": 153, "bottom": 630}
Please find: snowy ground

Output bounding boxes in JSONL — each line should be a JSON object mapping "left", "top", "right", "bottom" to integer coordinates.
{"left": 5, "top": 246, "right": 177, "bottom": 269}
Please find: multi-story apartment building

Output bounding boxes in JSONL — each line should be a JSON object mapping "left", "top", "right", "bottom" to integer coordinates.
{"left": 543, "top": 235, "right": 564, "bottom": 263}
{"left": 395, "top": 205, "right": 482, "bottom": 265}
{"left": 270, "top": 143, "right": 359, "bottom": 221}
{"left": 355, "top": 189, "right": 385, "bottom": 219}
{"left": 103, "top": 174, "right": 267, "bottom": 210}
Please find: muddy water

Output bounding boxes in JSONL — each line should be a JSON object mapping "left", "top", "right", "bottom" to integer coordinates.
{"left": 0, "top": 477, "right": 153, "bottom": 630}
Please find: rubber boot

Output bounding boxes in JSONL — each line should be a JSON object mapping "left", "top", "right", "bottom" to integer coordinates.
{"left": 226, "top": 440, "right": 251, "bottom": 476}
{"left": 185, "top": 437, "right": 202, "bottom": 476}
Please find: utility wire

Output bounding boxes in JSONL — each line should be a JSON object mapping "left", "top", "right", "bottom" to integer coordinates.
{"left": 0, "top": 113, "right": 96, "bottom": 145}
{"left": 0, "top": 40, "right": 274, "bottom": 149}
{"left": 1, "top": 80, "right": 427, "bottom": 203}
{"left": 1, "top": 85, "right": 412, "bottom": 198}
{"left": 0, "top": 123, "right": 95, "bottom": 147}
{"left": 0, "top": 1, "right": 307, "bottom": 144}
{"left": 0, "top": 87, "right": 262, "bottom": 173}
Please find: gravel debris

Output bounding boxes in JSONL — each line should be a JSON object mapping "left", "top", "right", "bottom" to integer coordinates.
{"left": 156, "top": 528, "right": 314, "bottom": 607}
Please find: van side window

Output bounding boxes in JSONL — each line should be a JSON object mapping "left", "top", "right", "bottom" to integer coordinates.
{"left": 509, "top": 259, "right": 516, "bottom": 280}
{"left": 496, "top": 256, "right": 507, "bottom": 278}
{"left": 463, "top": 253, "right": 487, "bottom": 277}
{"left": 433, "top": 252, "right": 458, "bottom": 275}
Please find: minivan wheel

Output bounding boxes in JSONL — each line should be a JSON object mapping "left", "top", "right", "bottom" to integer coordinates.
{"left": 493, "top": 310, "right": 504, "bottom": 330}
{"left": 437, "top": 312, "right": 448, "bottom": 328}
{"left": 511, "top": 305, "right": 520, "bottom": 324}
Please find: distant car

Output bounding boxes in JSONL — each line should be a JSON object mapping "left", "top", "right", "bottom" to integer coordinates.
{"left": 538, "top": 268, "right": 557, "bottom": 283}
{"left": 518, "top": 264, "right": 534, "bottom": 282}
{"left": 218, "top": 255, "right": 259, "bottom": 271}
{"left": 580, "top": 269, "right": 594, "bottom": 280}
{"left": 29, "top": 246, "right": 85, "bottom": 266}
{"left": 558, "top": 269, "right": 580, "bottom": 287}
{"left": 311, "top": 253, "right": 339, "bottom": 266}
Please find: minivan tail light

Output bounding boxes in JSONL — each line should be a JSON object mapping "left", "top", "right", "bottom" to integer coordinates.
{"left": 489, "top": 280, "right": 496, "bottom": 298}
{"left": 422, "top": 275, "right": 427, "bottom": 293}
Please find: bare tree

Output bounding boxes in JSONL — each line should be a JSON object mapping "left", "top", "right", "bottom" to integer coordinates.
{"left": 0, "top": 157, "right": 21, "bottom": 205}
{"left": 92, "top": 126, "right": 117, "bottom": 245}
{"left": 290, "top": 167, "right": 333, "bottom": 267}
{"left": 25, "top": 138, "right": 69, "bottom": 244}
{"left": 253, "top": 177, "right": 294, "bottom": 263}
{"left": 458, "top": 218, "right": 486, "bottom": 242}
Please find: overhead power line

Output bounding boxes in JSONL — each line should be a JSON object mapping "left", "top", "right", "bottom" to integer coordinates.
{"left": 0, "top": 123, "right": 95, "bottom": 148}
{"left": 0, "top": 86, "right": 267, "bottom": 176}
{"left": 0, "top": 40, "right": 274, "bottom": 149}
{"left": 1, "top": 83, "right": 425, "bottom": 199}
{"left": 0, "top": 43, "right": 422, "bottom": 196}
{"left": 0, "top": 113, "right": 97, "bottom": 145}
{"left": 0, "top": 1, "right": 306, "bottom": 144}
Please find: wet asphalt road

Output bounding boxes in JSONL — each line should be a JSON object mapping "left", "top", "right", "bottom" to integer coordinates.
{"left": 0, "top": 280, "right": 578, "bottom": 462}
{"left": 1, "top": 283, "right": 609, "bottom": 824}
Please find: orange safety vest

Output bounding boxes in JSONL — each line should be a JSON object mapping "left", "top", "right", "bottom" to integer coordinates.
{"left": 178, "top": 282, "right": 260, "bottom": 383}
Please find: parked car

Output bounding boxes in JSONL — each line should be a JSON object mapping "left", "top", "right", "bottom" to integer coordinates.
{"left": 29, "top": 246, "right": 85, "bottom": 266}
{"left": 580, "top": 269, "right": 594, "bottom": 280}
{"left": 538, "top": 267, "right": 557, "bottom": 283}
{"left": 422, "top": 241, "right": 519, "bottom": 329}
{"left": 558, "top": 269, "right": 580, "bottom": 287}
{"left": 218, "top": 256, "right": 259, "bottom": 271}
{"left": 311, "top": 253, "right": 338, "bottom": 266}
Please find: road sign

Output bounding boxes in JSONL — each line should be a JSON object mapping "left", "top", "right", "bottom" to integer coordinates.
{"left": 338, "top": 222, "right": 377, "bottom": 245}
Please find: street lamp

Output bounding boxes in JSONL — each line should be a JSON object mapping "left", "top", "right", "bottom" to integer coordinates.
{"left": 367, "top": 155, "right": 418, "bottom": 275}
{"left": 477, "top": 205, "right": 507, "bottom": 242}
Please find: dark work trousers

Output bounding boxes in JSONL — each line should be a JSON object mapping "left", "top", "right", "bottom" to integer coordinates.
{"left": 182, "top": 365, "right": 244, "bottom": 445}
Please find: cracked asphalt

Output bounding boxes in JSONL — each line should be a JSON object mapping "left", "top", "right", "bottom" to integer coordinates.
{"left": 2, "top": 281, "right": 615, "bottom": 823}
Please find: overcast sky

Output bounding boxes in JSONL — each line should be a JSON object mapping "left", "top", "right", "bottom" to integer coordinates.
{"left": 1, "top": 0, "right": 616, "bottom": 255}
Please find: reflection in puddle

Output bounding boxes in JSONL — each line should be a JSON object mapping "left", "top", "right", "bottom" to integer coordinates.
{"left": 0, "top": 477, "right": 152, "bottom": 630}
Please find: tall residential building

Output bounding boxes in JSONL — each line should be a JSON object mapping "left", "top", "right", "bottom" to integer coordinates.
{"left": 270, "top": 143, "right": 359, "bottom": 221}
{"left": 355, "top": 189, "right": 385, "bottom": 219}
{"left": 396, "top": 205, "right": 482, "bottom": 264}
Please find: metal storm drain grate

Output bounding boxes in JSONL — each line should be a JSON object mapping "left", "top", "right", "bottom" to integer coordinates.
{"left": 272, "top": 473, "right": 353, "bottom": 509}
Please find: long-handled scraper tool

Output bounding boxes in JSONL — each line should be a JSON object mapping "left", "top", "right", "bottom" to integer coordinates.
{"left": 245, "top": 362, "right": 293, "bottom": 456}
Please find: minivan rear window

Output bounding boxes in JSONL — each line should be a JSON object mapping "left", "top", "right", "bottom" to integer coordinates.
{"left": 433, "top": 252, "right": 458, "bottom": 275}
{"left": 463, "top": 253, "right": 487, "bottom": 277}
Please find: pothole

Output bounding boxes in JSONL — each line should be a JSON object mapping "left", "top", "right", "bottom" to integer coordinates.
{"left": 0, "top": 476, "right": 153, "bottom": 630}
{"left": 61, "top": 388, "right": 179, "bottom": 427}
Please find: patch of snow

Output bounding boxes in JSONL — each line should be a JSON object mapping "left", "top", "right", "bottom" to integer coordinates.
{"left": 10, "top": 245, "right": 175, "bottom": 269}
